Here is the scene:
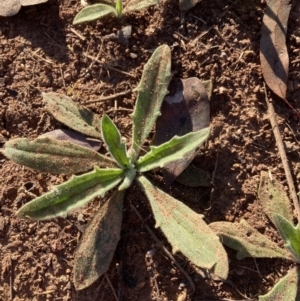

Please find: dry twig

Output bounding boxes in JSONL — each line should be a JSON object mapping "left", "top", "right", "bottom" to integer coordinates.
{"left": 82, "top": 90, "right": 131, "bottom": 104}
{"left": 83, "top": 53, "right": 136, "bottom": 78}
{"left": 264, "top": 84, "right": 300, "bottom": 221}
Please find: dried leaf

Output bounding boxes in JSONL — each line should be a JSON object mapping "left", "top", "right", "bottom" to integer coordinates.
{"left": 40, "top": 129, "right": 101, "bottom": 152}
{"left": 258, "top": 171, "right": 294, "bottom": 226}
{"left": 74, "top": 190, "right": 124, "bottom": 290}
{"left": 43, "top": 92, "right": 103, "bottom": 139}
{"left": 155, "top": 78, "right": 210, "bottom": 186}
{"left": 259, "top": 267, "right": 299, "bottom": 301}
{"left": 210, "top": 219, "right": 291, "bottom": 260}
{"left": 179, "top": 0, "right": 202, "bottom": 11}
{"left": 260, "top": 0, "right": 292, "bottom": 99}
{"left": 0, "top": 0, "right": 47, "bottom": 17}
{"left": 137, "top": 175, "right": 228, "bottom": 280}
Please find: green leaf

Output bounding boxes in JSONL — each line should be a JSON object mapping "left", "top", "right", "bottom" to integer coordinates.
{"left": 137, "top": 175, "right": 228, "bottom": 280}
{"left": 273, "top": 214, "right": 300, "bottom": 263}
{"left": 101, "top": 114, "right": 130, "bottom": 168}
{"left": 17, "top": 167, "right": 124, "bottom": 220}
{"left": 131, "top": 45, "right": 172, "bottom": 160}
{"left": 124, "top": 0, "right": 158, "bottom": 13}
{"left": 259, "top": 267, "right": 299, "bottom": 301}
{"left": 210, "top": 219, "right": 291, "bottom": 260}
{"left": 115, "top": 0, "right": 122, "bottom": 17}
{"left": 74, "top": 189, "right": 124, "bottom": 290}
{"left": 43, "top": 92, "right": 103, "bottom": 139}
{"left": 136, "top": 127, "right": 210, "bottom": 172}
{"left": 73, "top": 3, "right": 117, "bottom": 25}
{"left": 258, "top": 170, "right": 294, "bottom": 225}
{"left": 118, "top": 168, "right": 136, "bottom": 191}
{"left": 2, "top": 137, "right": 115, "bottom": 174}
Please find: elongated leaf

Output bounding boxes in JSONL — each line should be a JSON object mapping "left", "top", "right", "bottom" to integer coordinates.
{"left": 101, "top": 114, "right": 130, "bottom": 168}
{"left": 260, "top": 0, "right": 291, "bottom": 99}
{"left": 73, "top": 3, "right": 117, "bottom": 25}
{"left": 155, "top": 78, "right": 210, "bottom": 185}
{"left": 115, "top": 0, "right": 122, "bottom": 17}
{"left": 17, "top": 167, "right": 124, "bottom": 220}
{"left": 210, "top": 219, "right": 291, "bottom": 260}
{"left": 2, "top": 137, "right": 115, "bottom": 174}
{"left": 43, "top": 92, "right": 102, "bottom": 139}
{"left": 137, "top": 175, "right": 228, "bottom": 280}
{"left": 74, "top": 189, "right": 124, "bottom": 290}
{"left": 259, "top": 267, "right": 299, "bottom": 301}
{"left": 258, "top": 171, "right": 293, "bottom": 225}
{"left": 136, "top": 127, "right": 210, "bottom": 172}
{"left": 131, "top": 45, "right": 172, "bottom": 160}
{"left": 124, "top": 0, "right": 158, "bottom": 13}
{"left": 273, "top": 214, "right": 300, "bottom": 263}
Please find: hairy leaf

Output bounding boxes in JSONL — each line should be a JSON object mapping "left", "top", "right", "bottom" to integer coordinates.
{"left": 101, "top": 114, "right": 130, "bottom": 168}
{"left": 131, "top": 45, "right": 172, "bottom": 160}
{"left": 74, "top": 190, "right": 124, "bottom": 290}
{"left": 118, "top": 168, "right": 136, "bottom": 191}
{"left": 155, "top": 78, "right": 210, "bottom": 185}
{"left": 73, "top": 3, "right": 117, "bottom": 24}
{"left": 17, "top": 167, "right": 124, "bottom": 220}
{"left": 260, "top": 0, "right": 291, "bottom": 99}
{"left": 210, "top": 219, "right": 291, "bottom": 260}
{"left": 259, "top": 267, "right": 299, "bottom": 301}
{"left": 124, "top": 0, "right": 158, "bottom": 13}
{"left": 273, "top": 214, "right": 300, "bottom": 263}
{"left": 136, "top": 127, "right": 210, "bottom": 172}
{"left": 2, "top": 137, "right": 115, "bottom": 174}
{"left": 137, "top": 175, "right": 228, "bottom": 280}
{"left": 43, "top": 92, "right": 102, "bottom": 139}
{"left": 258, "top": 171, "right": 293, "bottom": 225}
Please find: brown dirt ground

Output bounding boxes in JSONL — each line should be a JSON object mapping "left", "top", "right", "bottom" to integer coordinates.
{"left": 0, "top": 0, "right": 300, "bottom": 300}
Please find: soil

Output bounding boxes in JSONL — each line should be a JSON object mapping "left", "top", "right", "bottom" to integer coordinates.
{"left": 0, "top": 0, "right": 300, "bottom": 300}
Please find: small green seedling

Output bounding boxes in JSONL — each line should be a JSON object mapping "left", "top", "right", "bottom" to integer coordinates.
{"left": 73, "top": 0, "right": 158, "bottom": 25}
{"left": 210, "top": 170, "right": 300, "bottom": 300}
{"left": 2, "top": 45, "right": 228, "bottom": 290}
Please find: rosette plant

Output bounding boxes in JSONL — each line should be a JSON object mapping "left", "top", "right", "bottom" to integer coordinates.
{"left": 2, "top": 45, "right": 228, "bottom": 290}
